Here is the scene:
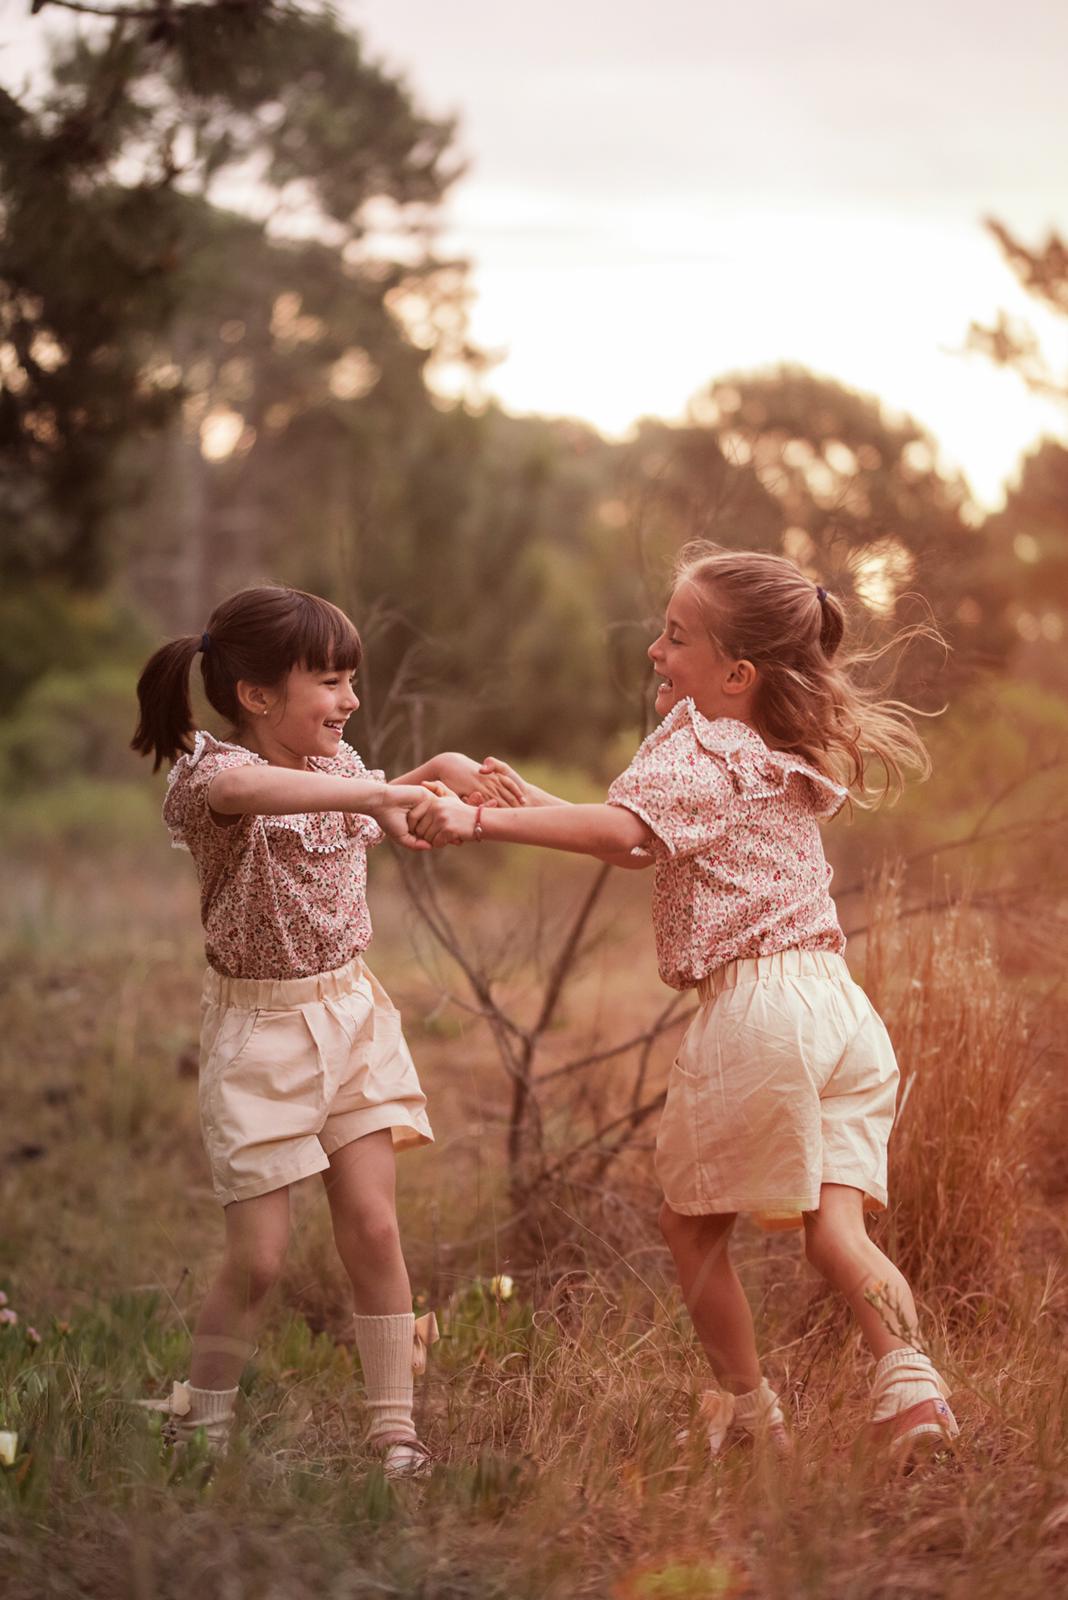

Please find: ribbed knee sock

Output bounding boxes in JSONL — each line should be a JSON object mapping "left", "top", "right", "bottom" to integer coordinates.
{"left": 870, "top": 1347, "right": 949, "bottom": 1423}
{"left": 352, "top": 1312, "right": 416, "bottom": 1445}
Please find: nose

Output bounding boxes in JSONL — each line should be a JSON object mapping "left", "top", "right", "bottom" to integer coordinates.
{"left": 648, "top": 633, "right": 664, "bottom": 664}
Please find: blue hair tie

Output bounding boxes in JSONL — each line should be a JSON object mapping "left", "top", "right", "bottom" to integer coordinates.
{"left": 816, "top": 586, "right": 828, "bottom": 603}
{"left": 199, "top": 631, "right": 212, "bottom": 653}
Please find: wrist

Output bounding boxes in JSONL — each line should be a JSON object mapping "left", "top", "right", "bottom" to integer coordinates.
{"left": 473, "top": 803, "right": 484, "bottom": 842}
{"left": 364, "top": 779, "right": 408, "bottom": 817}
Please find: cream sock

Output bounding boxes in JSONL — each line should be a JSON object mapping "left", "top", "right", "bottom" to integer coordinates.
{"left": 870, "top": 1347, "right": 949, "bottom": 1423}
{"left": 352, "top": 1312, "right": 417, "bottom": 1445}
{"left": 732, "top": 1377, "right": 786, "bottom": 1435}
{"left": 158, "top": 1380, "right": 238, "bottom": 1450}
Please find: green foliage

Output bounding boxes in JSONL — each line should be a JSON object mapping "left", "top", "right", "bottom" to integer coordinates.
{"left": 3, "top": 779, "right": 159, "bottom": 850}
{"left": 0, "top": 582, "right": 146, "bottom": 717}
{"left": 1, "top": 2, "right": 461, "bottom": 593}
{"left": 4, "top": 14, "right": 1066, "bottom": 792}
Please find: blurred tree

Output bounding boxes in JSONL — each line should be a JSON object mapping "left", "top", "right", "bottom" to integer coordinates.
{"left": 1, "top": 0, "right": 462, "bottom": 603}
{"left": 981, "top": 439, "right": 1068, "bottom": 692}
{"left": 968, "top": 221, "right": 1068, "bottom": 403}
{"left": 968, "top": 220, "right": 1068, "bottom": 688}
{"left": 606, "top": 369, "right": 1007, "bottom": 706}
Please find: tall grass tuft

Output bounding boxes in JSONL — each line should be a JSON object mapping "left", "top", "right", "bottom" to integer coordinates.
{"left": 862, "top": 868, "right": 1042, "bottom": 1312}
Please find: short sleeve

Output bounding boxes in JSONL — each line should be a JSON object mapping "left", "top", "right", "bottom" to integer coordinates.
{"left": 328, "top": 740, "right": 386, "bottom": 848}
{"left": 607, "top": 719, "right": 737, "bottom": 861}
{"left": 163, "top": 734, "right": 259, "bottom": 852}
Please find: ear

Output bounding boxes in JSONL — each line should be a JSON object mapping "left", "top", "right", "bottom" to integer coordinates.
{"left": 723, "top": 658, "right": 758, "bottom": 698}
{"left": 235, "top": 679, "right": 276, "bottom": 719}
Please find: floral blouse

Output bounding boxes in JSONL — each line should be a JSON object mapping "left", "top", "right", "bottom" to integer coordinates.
{"left": 607, "top": 700, "right": 848, "bottom": 990}
{"left": 163, "top": 731, "right": 385, "bottom": 980}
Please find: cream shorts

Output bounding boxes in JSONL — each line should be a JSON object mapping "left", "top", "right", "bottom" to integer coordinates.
{"left": 656, "top": 950, "right": 899, "bottom": 1228}
{"left": 198, "top": 957, "right": 433, "bottom": 1206}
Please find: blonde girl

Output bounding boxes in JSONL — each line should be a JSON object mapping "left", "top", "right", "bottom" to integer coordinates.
{"left": 411, "top": 545, "right": 959, "bottom": 1463}
{"left": 132, "top": 583, "right": 520, "bottom": 1477}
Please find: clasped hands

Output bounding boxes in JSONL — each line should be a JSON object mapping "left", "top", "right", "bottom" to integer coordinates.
{"left": 410, "top": 781, "right": 480, "bottom": 847}
{"left": 387, "top": 756, "right": 523, "bottom": 850}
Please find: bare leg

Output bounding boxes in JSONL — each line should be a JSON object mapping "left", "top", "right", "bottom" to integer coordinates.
{"left": 190, "top": 1186, "right": 291, "bottom": 1389}
{"left": 802, "top": 1183, "right": 918, "bottom": 1358}
{"left": 321, "top": 1129, "right": 412, "bottom": 1313}
{"left": 659, "top": 1203, "right": 762, "bottom": 1394}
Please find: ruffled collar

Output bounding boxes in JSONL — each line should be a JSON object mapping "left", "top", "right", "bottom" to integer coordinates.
{"left": 169, "top": 730, "right": 382, "bottom": 854}
{"left": 649, "top": 699, "right": 848, "bottom": 819}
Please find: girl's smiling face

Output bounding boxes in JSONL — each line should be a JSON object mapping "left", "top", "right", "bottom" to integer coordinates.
{"left": 237, "top": 662, "right": 360, "bottom": 767}
{"left": 648, "top": 581, "right": 758, "bottom": 724}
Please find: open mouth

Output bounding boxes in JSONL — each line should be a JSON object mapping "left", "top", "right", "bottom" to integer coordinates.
{"left": 324, "top": 720, "right": 346, "bottom": 735}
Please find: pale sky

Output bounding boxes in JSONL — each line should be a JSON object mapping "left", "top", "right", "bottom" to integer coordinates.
{"left": 349, "top": 0, "right": 1068, "bottom": 507}
{"left": 5, "top": 0, "right": 1068, "bottom": 507}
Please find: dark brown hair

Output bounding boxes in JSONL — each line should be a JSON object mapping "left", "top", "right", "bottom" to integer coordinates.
{"left": 673, "top": 543, "right": 940, "bottom": 805}
{"left": 131, "top": 586, "right": 362, "bottom": 771}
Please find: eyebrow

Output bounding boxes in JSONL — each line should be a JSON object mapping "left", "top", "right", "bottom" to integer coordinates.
{"left": 665, "top": 613, "right": 689, "bottom": 635}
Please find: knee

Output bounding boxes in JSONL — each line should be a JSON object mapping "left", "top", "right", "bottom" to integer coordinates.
{"left": 337, "top": 1201, "right": 402, "bottom": 1264}
{"left": 224, "top": 1239, "right": 287, "bottom": 1304}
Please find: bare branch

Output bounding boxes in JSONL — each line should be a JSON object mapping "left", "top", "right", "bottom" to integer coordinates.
{"left": 34, "top": 0, "right": 264, "bottom": 17}
{"left": 536, "top": 996, "right": 693, "bottom": 1085}
{"left": 528, "top": 863, "right": 612, "bottom": 1044}
{"left": 534, "top": 1089, "right": 668, "bottom": 1189}
{"left": 843, "top": 880, "right": 1068, "bottom": 941}
{"left": 834, "top": 796, "right": 1068, "bottom": 900}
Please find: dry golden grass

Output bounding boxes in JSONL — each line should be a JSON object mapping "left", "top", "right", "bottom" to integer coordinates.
{"left": 1, "top": 846, "right": 1066, "bottom": 1599}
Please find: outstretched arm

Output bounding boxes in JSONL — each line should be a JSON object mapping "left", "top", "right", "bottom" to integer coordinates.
{"left": 410, "top": 789, "right": 652, "bottom": 859}
{"left": 459, "top": 758, "right": 652, "bottom": 870}
{"left": 206, "top": 766, "right": 430, "bottom": 849}
{"left": 392, "top": 751, "right": 525, "bottom": 808}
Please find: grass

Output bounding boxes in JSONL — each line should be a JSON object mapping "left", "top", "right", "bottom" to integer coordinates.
{"left": 1, "top": 843, "right": 1066, "bottom": 1598}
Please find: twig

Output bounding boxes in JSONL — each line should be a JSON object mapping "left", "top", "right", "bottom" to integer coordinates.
{"left": 537, "top": 998, "right": 693, "bottom": 1084}
{"left": 33, "top": 0, "right": 263, "bottom": 17}
{"left": 834, "top": 803, "right": 1068, "bottom": 900}
{"left": 535, "top": 1089, "right": 668, "bottom": 1188}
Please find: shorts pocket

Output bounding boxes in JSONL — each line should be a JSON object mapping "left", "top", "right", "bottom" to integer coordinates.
{"left": 206, "top": 1007, "right": 261, "bottom": 1073}
{"left": 655, "top": 1049, "right": 710, "bottom": 1208}
{"left": 200, "top": 1008, "right": 261, "bottom": 1133}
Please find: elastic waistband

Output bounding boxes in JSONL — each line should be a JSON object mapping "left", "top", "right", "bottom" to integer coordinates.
{"left": 695, "top": 949, "right": 849, "bottom": 1004}
{"left": 203, "top": 956, "right": 367, "bottom": 1010}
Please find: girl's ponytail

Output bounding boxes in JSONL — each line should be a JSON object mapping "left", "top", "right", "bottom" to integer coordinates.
{"left": 131, "top": 635, "right": 202, "bottom": 772}
{"left": 674, "top": 544, "right": 940, "bottom": 805}
{"left": 816, "top": 588, "right": 845, "bottom": 659}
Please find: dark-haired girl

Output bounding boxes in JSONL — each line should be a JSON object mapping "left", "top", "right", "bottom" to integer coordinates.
{"left": 132, "top": 584, "right": 521, "bottom": 1477}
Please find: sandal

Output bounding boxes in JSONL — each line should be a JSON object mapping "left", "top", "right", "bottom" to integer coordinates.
{"left": 376, "top": 1432, "right": 434, "bottom": 1480}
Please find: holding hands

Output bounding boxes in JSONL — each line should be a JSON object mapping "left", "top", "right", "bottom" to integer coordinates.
{"left": 409, "top": 782, "right": 478, "bottom": 847}
{"left": 429, "top": 753, "right": 524, "bottom": 809}
{"left": 378, "top": 757, "right": 529, "bottom": 850}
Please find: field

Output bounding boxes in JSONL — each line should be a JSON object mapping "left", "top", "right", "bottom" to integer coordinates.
{"left": 2, "top": 834, "right": 1067, "bottom": 1600}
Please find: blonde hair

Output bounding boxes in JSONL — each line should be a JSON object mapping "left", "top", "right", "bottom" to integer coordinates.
{"left": 672, "top": 542, "right": 940, "bottom": 805}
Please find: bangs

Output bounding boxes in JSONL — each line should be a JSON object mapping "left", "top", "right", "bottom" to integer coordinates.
{"left": 290, "top": 591, "right": 363, "bottom": 674}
